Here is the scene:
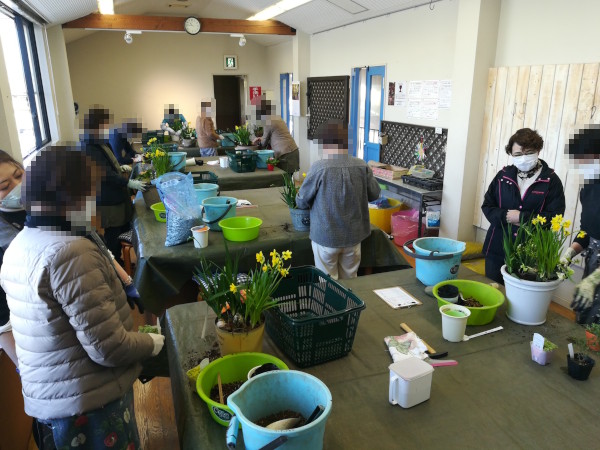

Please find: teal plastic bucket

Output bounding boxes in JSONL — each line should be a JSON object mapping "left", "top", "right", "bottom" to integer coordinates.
{"left": 226, "top": 370, "right": 332, "bottom": 450}
{"left": 202, "top": 196, "right": 237, "bottom": 231}
{"left": 194, "top": 183, "right": 219, "bottom": 205}
{"left": 255, "top": 150, "right": 274, "bottom": 169}
{"left": 403, "top": 237, "right": 466, "bottom": 286}
{"left": 168, "top": 151, "right": 187, "bottom": 172}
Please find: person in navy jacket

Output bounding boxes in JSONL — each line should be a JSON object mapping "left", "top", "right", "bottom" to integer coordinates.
{"left": 481, "top": 128, "right": 565, "bottom": 284}
{"left": 108, "top": 120, "right": 142, "bottom": 165}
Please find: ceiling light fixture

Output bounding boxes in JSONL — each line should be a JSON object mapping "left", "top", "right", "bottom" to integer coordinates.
{"left": 97, "top": 0, "right": 114, "bottom": 15}
{"left": 230, "top": 33, "right": 247, "bottom": 46}
{"left": 247, "top": 0, "right": 311, "bottom": 21}
{"left": 124, "top": 30, "right": 141, "bottom": 44}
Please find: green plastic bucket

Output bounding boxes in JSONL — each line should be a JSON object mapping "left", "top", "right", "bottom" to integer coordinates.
{"left": 195, "top": 353, "right": 288, "bottom": 427}
{"left": 150, "top": 202, "right": 166, "bottom": 222}
{"left": 201, "top": 196, "right": 237, "bottom": 231}
{"left": 433, "top": 279, "right": 505, "bottom": 325}
{"left": 219, "top": 216, "right": 262, "bottom": 242}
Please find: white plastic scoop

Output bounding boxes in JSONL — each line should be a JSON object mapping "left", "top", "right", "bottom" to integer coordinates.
{"left": 462, "top": 326, "right": 503, "bottom": 341}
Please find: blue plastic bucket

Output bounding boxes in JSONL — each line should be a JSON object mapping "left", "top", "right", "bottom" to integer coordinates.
{"left": 194, "top": 183, "right": 219, "bottom": 205}
{"left": 255, "top": 150, "right": 274, "bottom": 169}
{"left": 202, "top": 196, "right": 237, "bottom": 231}
{"left": 168, "top": 151, "right": 187, "bottom": 172}
{"left": 403, "top": 237, "right": 466, "bottom": 286}
{"left": 226, "top": 370, "right": 332, "bottom": 450}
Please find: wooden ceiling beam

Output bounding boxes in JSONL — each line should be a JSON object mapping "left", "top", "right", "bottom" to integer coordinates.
{"left": 62, "top": 14, "right": 296, "bottom": 36}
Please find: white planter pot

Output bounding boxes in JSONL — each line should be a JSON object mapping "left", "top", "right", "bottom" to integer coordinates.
{"left": 501, "top": 265, "right": 562, "bottom": 325}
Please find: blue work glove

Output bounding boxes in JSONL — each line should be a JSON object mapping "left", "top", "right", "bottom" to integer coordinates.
{"left": 125, "top": 283, "right": 145, "bottom": 314}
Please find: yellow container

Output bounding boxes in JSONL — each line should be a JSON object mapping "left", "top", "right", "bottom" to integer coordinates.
{"left": 368, "top": 198, "right": 407, "bottom": 233}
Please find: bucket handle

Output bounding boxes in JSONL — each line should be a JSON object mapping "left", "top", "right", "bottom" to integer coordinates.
{"left": 202, "top": 201, "right": 234, "bottom": 225}
{"left": 403, "top": 238, "right": 455, "bottom": 261}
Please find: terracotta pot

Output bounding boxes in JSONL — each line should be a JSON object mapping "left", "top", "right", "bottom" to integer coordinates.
{"left": 586, "top": 330, "right": 600, "bottom": 352}
{"left": 267, "top": 164, "right": 275, "bottom": 171}
{"left": 215, "top": 320, "right": 265, "bottom": 356}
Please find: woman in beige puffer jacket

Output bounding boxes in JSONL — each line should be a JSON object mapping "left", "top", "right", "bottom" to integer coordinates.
{"left": 0, "top": 147, "right": 162, "bottom": 449}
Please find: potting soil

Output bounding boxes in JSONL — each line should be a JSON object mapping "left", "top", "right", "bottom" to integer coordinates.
{"left": 210, "top": 381, "right": 244, "bottom": 404}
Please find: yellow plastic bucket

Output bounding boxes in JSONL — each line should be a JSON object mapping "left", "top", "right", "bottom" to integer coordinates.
{"left": 368, "top": 198, "right": 407, "bottom": 233}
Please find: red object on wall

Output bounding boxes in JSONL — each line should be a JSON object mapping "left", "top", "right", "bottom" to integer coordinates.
{"left": 250, "top": 86, "right": 262, "bottom": 105}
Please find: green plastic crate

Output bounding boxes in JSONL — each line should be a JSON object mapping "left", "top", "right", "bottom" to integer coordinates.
{"left": 265, "top": 266, "right": 366, "bottom": 367}
{"left": 192, "top": 171, "right": 218, "bottom": 184}
{"left": 226, "top": 149, "right": 257, "bottom": 173}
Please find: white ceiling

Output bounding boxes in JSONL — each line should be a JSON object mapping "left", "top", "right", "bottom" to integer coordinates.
{"left": 28, "top": 0, "right": 443, "bottom": 46}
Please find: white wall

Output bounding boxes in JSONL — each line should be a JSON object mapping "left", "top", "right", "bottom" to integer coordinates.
{"left": 496, "top": 0, "right": 600, "bottom": 67}
{"left": 66, "top": 32, "right": 273, "bottom": 131}
{"left": 266, "top": 39, "right": 293, "bottom": 116}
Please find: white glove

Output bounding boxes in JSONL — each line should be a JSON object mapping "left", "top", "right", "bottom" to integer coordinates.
{"left": 121, "top": 165, "right": 132, "bottom": 172}
{"left": 128, "top": 179, "right": 147, "bottom": 192}
{"left": 148, "top": 333, "right": 165, "bottom": 356}
{"left": 560, "top": 247, "right": 577, "bottom": 265}
{"left": 133, "top": 154, "right": 144, "bottom": 163}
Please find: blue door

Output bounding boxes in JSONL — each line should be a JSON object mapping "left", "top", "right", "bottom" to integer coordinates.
{"left": 363, "top": 66, "right": 385, "bottom": 162}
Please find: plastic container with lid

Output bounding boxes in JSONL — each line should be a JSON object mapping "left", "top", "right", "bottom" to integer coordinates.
{"left": 388, "top": 357, "right": 434, "bottom": 408}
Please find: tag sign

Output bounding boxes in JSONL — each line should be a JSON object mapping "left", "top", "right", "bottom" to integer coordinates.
{"left": 532, "top": 333, "right": 545, "bottom": 350}
{"left": 568, "top": 343, "right": 575, "bottom": 359}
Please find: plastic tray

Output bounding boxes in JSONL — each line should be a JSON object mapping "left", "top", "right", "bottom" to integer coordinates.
{"left": 192, "top": 171, "right": 219, "bottom": 184}
{"left": 265, "top": 266, "right": 366, "bottom": 367}
{"left": 226, "top": 149, "right": 257, "bottom": 173}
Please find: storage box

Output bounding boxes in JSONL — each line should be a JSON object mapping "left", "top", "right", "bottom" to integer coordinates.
{"left": 265, "top": 266, "right": 366, "bottom": 367}
{"left": 226, "top": 149, "right": 257, "bottom": 173}
{"left": 368, "top": 161, "right": 409, "bottom": 180}
{"left": 368, "top": 198, "right": 408, "bottom": 234}
{"left": 389, "top": 357, "right": 434, "bottom": 408}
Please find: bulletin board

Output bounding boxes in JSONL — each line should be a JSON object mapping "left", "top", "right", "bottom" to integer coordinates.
{"left": 306, "top": 76, "right": 350, "bottom": 139}
{"left": 380, "top": 121, "right": 448, "bottom": 178}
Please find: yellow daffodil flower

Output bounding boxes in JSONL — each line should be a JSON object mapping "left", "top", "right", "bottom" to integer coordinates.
{"left": 229, "top": 283, "right": 237, "bottom": 293}
{"left": 302, "top": 172, "right": 306, "bottom": 177}
{"left": 532, "top": 217, "right": 539, "bottom": 225}
{"left": 578, "top": 231, "right": 587, "bottom": 238}
{"left": 262, "top": 265, "right": 268, "bottom": 272}
{"left": 562, "top": 220, "right": 571, "bottom": 230}
{"left": 269, "top": 249, "right": 277, "bottom": 258}
{"left": 551, "top": 214, "right": 563, "bottom": 226}
{"left": 256, "top": 251, "right": 265, "bottom": 264}
{"left": 279, "top": 268, "right": 289, "bottom": 277}
{"left": 272, "top": 256, "right": 280, "bottom": 266}
{"left": 538, "top": 216, "right": 547, "bottom": 225}
{"left": 551, "top": 222, "right": 561, "bottom": 232}
{"left": 282, "top": 250, "right": 292, "bottom": 260}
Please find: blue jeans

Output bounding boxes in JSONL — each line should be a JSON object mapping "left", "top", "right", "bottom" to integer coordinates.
{"left": 200, "top": 147, "right": 218, "bottom": 156}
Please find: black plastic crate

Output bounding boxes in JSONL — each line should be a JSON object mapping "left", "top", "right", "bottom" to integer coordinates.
{"left": 265, "top": 266, "right": 366, "bottom": 367}
{"left": 226, "top": 149, "right": 257, "bottom": 173}
{"left": 401, "top": 175, "right": 443, "bottom": 191}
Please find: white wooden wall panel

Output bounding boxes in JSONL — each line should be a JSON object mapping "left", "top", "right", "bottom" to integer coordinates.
{"left": 473, "top": 62, "right": 600, "bottom": 244}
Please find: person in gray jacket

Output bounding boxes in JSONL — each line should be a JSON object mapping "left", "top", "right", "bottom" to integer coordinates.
{"left": 0, "top": 147, "right": 164, "bottom": 449}
{"left": 296, "top": 119, "right": 380, "bottom": 279}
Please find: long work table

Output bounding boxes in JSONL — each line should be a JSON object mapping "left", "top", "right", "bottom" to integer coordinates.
{"left": 165, "top": 266, "right": 598, "bottom": 449}
{"left": 132, "top": 187, "right": 408, "bottom": 315}
{"left": 187, "top": 157, "right": 285, "bottom": 191}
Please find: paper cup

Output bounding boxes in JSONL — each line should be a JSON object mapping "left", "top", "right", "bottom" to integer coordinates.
{"left": 191, "top": 225, "right": 209, "bottom": 248}
{"left": 219, "top": 156, "right": 229, "bottom": 168}
{"left": 439, "top": 304, "right": 471, "bottom": 342}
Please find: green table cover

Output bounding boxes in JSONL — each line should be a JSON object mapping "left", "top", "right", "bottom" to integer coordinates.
{"left": 165, "top": 267, "right": 599, "bottom": 449}
{"left": 132, "top": 187, "right": 408, "bottom": 315}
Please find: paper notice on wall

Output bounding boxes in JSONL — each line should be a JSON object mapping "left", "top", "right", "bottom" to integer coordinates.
{"left": 439, "top": 79, "right": 452, "bottom": 109}
{"left": 291, "top": 81, "right": 300, "bottom": 116}
{"left": 422, "top": 80, "right": 440, "bottom": 99}
{"left": 408, "top": 80, "right": 423, "bottom": 99}
{"left": 421, "top": 98, "right": 439, "bottom": 120}
{"left": 395, "top": 81, "right": 406, "bottom": 106}
{"left": 388, "top": 82, "right": 396, "bottom": 106}
{"left": 407, "top": 99, "right": 422, "bottom": 118}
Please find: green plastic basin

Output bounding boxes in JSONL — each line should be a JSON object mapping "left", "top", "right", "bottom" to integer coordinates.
{"left": 433, "top": 279, "right": 505, "bottom": 325}
{"left": 196, "top": 352, "right": 289, "bottom": 426}
{"left": 150, "top": 202, "right": 166, "bottom": 222}
{"left": 219, "top": 216, "right": 262, "bottom": 242}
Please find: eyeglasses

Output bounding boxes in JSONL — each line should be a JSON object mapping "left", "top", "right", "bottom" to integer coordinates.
{"left": 512, "top": 149, "right": 538, "bottom": 157}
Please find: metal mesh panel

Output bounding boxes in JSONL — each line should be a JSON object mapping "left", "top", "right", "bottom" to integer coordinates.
{"left": 380, "top": 121, "right": 448, "bottom": 178}
{"left": 307, "top": 76, "right": 350, "bottom": 140}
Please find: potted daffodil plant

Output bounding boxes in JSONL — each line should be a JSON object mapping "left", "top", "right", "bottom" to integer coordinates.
{"left": 193, "top": 248, "right": 292, "bottom": 355}
{"left": 501, "top": 214, "right": 580, "bottom": 326}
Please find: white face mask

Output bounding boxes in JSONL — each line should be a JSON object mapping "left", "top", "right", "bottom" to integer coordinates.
{"left": 513, "top": 153, "right": 538, "bottom": 172}
{"left": 576, "top": 163, "right": 600, "bottom": 181}
{"left": 66, "top": 198, "right": 96, "bottom": 231}
{"left": 0, "top": 183, "right": 23, "bottom": 211}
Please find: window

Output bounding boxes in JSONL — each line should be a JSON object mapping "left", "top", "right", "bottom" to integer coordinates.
{"left": 0, "top": 8, "right": 50, "bottom": 157}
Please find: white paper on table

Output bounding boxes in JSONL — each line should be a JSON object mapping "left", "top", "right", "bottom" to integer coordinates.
{"left": 374, "top": 287, "right": 422, "bottom": 309}
{"left": 206, "top": 160, "right": 220, "bottom": 166}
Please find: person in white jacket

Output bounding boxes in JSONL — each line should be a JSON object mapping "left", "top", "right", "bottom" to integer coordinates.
{"left": 0, "top": 146, "right": 164, "bottom": 449}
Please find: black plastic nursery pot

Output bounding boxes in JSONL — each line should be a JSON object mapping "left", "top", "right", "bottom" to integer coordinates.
{"left": 567, "top": 353, "right": 596, "bottom": 381}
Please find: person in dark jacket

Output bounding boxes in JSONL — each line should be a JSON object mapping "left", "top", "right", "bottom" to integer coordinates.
{"left": 481, "top": 128, "right": 565, "bottom": 284}
{"left": 560, "top": 125, "right": 600, "bottom": 324}
{"left": 108, "top": 120, "right": 142, "bottom": 165}
{"left": 80, "top": 107, "right": 146, "bottom": 264}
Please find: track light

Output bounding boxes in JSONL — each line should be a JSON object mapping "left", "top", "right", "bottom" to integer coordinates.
{"left": 124, "top": 32, "right": 132, "bottom": 44}
{"left": 239, "top": 35, "right": 246, "bottom": 46}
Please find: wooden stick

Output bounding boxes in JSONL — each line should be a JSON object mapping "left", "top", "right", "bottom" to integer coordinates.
{"left": 400, "top": 322, "right": 437, "bottom": 354}
{"left": 217, "top": 373, "right": 224, "bottom": 404}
